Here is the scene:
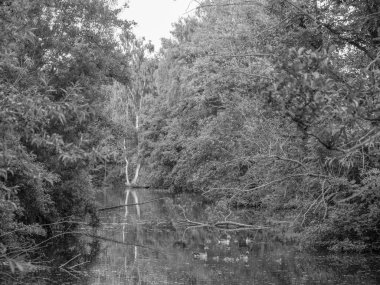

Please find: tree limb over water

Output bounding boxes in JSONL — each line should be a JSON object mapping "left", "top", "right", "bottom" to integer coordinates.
{"left": 97, "top": 198, "right": 166, "bottom": 212}
{"left": 177, "top": 205, "right": 268, "bottom": 231}
{"left": 177, "top": 219, "right": 268, "bottom": 231}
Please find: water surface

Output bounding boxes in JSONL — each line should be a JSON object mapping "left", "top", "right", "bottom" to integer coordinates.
{"left": 4, "top": 188, "right": 380, "bottom": 284}
{"left": 86, "top": 188, "right": 380, "bottom": 285}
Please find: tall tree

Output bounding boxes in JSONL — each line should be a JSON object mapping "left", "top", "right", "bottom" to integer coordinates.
{"left": 102, "top": 37, "right": 156, "bottom": 186}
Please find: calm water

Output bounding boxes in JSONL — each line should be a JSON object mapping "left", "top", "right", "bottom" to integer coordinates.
{"left": 5, "top": 188, "right": 380, "bottom": 284}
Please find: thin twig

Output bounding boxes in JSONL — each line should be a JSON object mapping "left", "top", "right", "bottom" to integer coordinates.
{"left": 59, "top": 254, "right": 81, "bottom": 269}
{"left": 342, "top": 131, "right": 380, "bottom": 154}
{"left": 230, "top": 173, "right": 331, "bottom": 200}
{"left": 205, "top": 173, "right": 331, "bottom": 197}
{"left": 60, "top": 267, "right": 80, "bottom": 279}
{"left": 68, "top": 261, "right": 90, "bottom": 270}
{"left": 224, "top": 210, "right": 232, "bottom": 221}
{"left": 301, "top": 193, "right": 322, "bottom": 226}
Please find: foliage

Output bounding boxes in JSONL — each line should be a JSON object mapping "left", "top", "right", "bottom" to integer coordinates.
{"left": 141, "top": 0, "right": 380, "bottom": 252}
{"left": 0, "top": 0, "right": 137, "bottom": 271}
{"left": 2, "top": 0, "right": 379, "bottom": 272}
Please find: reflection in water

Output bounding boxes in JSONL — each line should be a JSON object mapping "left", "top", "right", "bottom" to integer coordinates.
{"left": 117, "top": 189, "right": 142, "bottom": 284}
{"left": 122, "top": 189, "right": 141, "bottom": 266}
{"left": 5, "top": 188, "right": 379, "bottom": 284}
{"left": 85, "top": 189, "right": 380, "bottom": 285}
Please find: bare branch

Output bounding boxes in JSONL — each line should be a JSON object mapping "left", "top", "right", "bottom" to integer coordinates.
{"left": 59, "top": 254, "right": 81, "bottom": 269}
{"left": 230, "top": 173, "right": 331, "bottom": 201}
{"left": 342, "top": 131, "right": 380, "bottom": 154}
{"left": 301, "top": 193, "right": 322, "bottom": 226}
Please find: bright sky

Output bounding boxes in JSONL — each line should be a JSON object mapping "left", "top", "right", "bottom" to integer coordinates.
{"left": 120, "top": 0, "right": 197, "bottom": 50}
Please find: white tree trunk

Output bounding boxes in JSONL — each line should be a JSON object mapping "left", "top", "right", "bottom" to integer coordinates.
{"left": 126, "top": 111, "right": 141, "bottom": 186}
{"left": 135, "top": 113, "right": 139, "bottom": 131}
{"left": 124, "top": 139, "right": 131, "bottom": 186}
{"left": 124, "top": 91, "right": 143, "bottom": 186}
{"left": 131, "top": 190, "right": 140, "bottom": 218}
{"left": 131, "top": 163, "right": 141, "bottom": 185}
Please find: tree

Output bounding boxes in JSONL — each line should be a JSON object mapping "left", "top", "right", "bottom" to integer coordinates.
{"left": 0, "top": 0, "right": 137, "bottom": 270}
{"left": 142, "top": 0, "right": 380, "bottom": 252}
{"left": 102, "top": 37, "right": 157, "bottom": 187}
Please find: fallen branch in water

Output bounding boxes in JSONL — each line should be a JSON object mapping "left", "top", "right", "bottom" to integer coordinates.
{"left": 178, "top": 220, "right": 269, "bottom": 230}
{"left": 59, "top": 254, "right": 81, "bottom": 269}
{"left": 97, "top": 197, "right": 166, "bottom": 212}
{"left": 177, "top": 206, "right": 268, "bottom": 230}
{"left": 213, "top": 221, "right": 268, "bottom": 230}
{"left": 177, "top": 219, "right": 208, "bottom": 227}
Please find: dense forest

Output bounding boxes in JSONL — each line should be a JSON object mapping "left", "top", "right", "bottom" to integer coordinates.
{"left": 1, "top": 0, "right": 380, "bottom": 275}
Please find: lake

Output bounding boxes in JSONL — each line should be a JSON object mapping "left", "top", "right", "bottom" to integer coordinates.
{"left": 5, "top": 188, "right": 380, "bottom": 284}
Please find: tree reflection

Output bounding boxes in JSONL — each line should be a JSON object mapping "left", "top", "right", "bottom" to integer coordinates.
{"left": 87, "top": 189, "right": 380, "bottom": 285}
{"left": 122, "top": 189, "right": 141, "bottom": 284}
